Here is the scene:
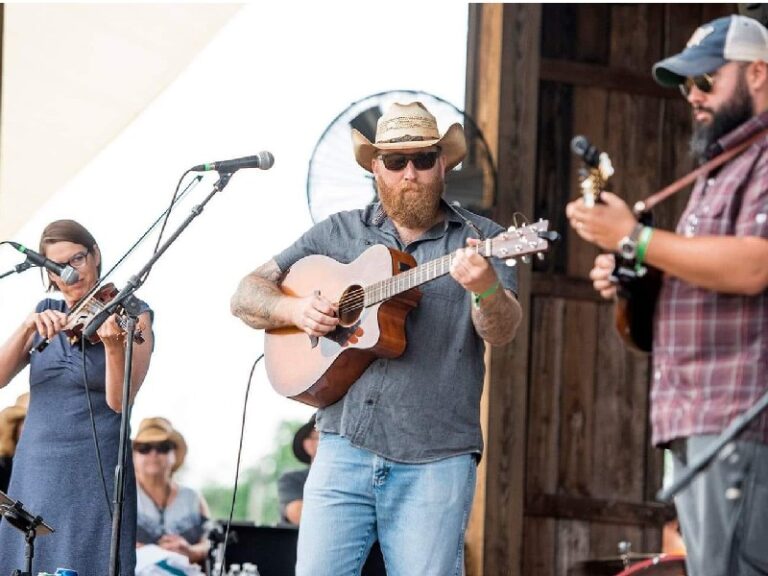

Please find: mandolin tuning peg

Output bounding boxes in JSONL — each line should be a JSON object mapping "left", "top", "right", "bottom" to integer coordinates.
{"left": 505, "top": 258, "right": 517, "bottom": 267}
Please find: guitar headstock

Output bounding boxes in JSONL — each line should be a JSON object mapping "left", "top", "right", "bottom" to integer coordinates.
{"left": 487, "top": 220, "right": 558, "bottom": 266}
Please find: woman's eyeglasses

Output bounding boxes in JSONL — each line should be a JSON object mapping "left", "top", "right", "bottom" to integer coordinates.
{"left": 54, "top": 250, "right": 90, "bottom": 270}
{"left": 378, "top": 151, "right": 439, "bottom": 171}
{"left": 134, "top": 441, "right": 174, "bottom": 455}
{"left": 679, "top": 73, "right": 715, "bottom": 97}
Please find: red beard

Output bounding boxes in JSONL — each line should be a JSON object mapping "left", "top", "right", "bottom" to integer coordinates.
{"left": 377, "top": 178, "right": 444, "bottom": 229}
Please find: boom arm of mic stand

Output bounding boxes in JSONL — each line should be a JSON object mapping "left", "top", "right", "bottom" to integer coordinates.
{"left": 105, "top": 170, "right": 233, "bottom": 576}
{"left": 84, "top": 172, "right": 234, "bottom": 340}
{"left": 657, "top": 388, "right": 768, "bottom": 502}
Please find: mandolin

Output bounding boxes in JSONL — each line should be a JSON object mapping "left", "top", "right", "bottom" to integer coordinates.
{"left": 265, "top": 220, "right": 557, "bottom": 407}
{"left": 572, "top": 136, "right": 661, "bottom": 353}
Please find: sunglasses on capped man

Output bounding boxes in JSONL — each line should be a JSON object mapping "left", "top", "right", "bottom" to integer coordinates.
{"left": 378, "top": 151, "right": 440, "bottom": 171}
{"left": 678, "top": 73, "right": 714, "bottom": 97}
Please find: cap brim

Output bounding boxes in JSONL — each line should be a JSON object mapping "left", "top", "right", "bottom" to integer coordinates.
{"left": 652, "top": 53, "right": 727, "bottom": 86}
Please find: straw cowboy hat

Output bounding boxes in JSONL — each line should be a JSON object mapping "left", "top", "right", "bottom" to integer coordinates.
{"left": 352, "top": 101, "right": 467, "bottom": 172}
{"left": 134, "top": 417, "right": 187, "bottom": 472}
{"left": 292, "top": 413, "right": 317, "bottom": 465}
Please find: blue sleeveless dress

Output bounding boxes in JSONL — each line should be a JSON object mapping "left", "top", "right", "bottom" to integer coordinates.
{"left": 0, "top": 297, "right": 152, "bottom": 576}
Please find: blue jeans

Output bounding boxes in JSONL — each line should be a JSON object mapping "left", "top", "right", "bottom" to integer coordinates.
{"left": 296, "top": 433, "right": 477, "bottom": 576}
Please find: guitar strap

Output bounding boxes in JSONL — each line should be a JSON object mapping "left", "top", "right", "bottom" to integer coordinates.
{"left": 633, "top": 126, "right": 768, "bottom": 215}
{"left": 446, "top": 201, "right": 486, "bottom": 240}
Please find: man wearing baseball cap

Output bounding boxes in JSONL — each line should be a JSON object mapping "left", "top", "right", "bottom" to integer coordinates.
{"left": 567, "top": 14, "right": 768, "bottom": 576}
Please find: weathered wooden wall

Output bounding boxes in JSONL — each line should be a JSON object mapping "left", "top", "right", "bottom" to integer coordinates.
{"left": 465, "top": 4, "right": 734, "bottom": 576}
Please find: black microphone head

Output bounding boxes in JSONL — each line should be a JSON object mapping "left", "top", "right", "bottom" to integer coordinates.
{"left": 570, "top": 135, "right": 589, "bottom": 157}
{"left": 256, "top": 150, "right": 274, "bottom": 170}
{"left": 570, "top": 135, "right": 601, "bottom": 168}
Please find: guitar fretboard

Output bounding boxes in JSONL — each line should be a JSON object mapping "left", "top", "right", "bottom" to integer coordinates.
{"left": 364, "top": 244, "right": 490, "bottom": 307}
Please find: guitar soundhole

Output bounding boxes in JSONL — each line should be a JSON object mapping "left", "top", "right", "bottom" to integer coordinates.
{"left": 338, "top": 284, "right": 364, "bottom": 327}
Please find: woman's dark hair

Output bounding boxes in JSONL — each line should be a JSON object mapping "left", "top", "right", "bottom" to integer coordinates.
{"left": 38, "top": 219, "right": 100, "bottom": 290}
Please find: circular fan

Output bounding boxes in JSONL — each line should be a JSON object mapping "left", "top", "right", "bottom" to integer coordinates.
{"left": 306, "top": 89, "right": 497, "bottom": 223}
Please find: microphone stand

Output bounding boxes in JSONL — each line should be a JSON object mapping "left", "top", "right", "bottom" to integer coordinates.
{"left": 657, "top": 388, "right": 768, "bottom": 503}
{"left": 0, "top": 260, "right": 34, "bottom": 281}
{"left": 79, "top": 172, "right": 234, "bottom": 576}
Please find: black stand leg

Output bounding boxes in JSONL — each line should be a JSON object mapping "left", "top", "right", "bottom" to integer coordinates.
{"left": 108, "top": 317, "right": 137, "bottom": 576}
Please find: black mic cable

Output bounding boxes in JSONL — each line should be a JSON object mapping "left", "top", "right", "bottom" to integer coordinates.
{"left": 219, "top": 352, "right": 264, "bottom": 576}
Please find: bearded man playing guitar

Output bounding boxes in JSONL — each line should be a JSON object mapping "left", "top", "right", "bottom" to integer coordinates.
{"left": 231, "top": 101, "right": 522, "bottom": 576}
{"left": 566, "top": 16, "right": 768, "bottom": 576}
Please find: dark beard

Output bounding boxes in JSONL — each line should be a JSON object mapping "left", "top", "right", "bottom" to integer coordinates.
{"left": 690, "top": 73, "right": 754, "bottom": 164}
{"left": 376, "top": 177, "right": 444, "bottom": 229}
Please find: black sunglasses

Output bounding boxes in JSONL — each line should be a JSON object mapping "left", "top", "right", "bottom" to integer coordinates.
{"left": 378, "top": 151, "right": 439, "bottom": 171}
{"left": 679, "top": 73, "right": 715, "bottom": 97}
{"left": 134, "top": 441, "right": 174, "bottom": 455}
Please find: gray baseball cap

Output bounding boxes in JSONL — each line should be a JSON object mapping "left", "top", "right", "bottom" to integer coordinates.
{"left": 653, "top": 15, "right": 768, "bottom": 87}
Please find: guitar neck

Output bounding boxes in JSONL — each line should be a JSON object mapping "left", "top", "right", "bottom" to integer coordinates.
{"left": 364, "top": 244, "right": 491, "bottom": 307}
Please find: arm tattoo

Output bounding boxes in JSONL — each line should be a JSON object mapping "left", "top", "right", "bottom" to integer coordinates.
{"left": 230, "top": 259, "right": 292, "bottom": 330}
{"left": 471, "top": 289, "right": 522, "bottom": 346}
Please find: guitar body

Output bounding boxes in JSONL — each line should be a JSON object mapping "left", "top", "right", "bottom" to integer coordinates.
{"left": 264, "top": 244, "right": 421, "bottom": 407}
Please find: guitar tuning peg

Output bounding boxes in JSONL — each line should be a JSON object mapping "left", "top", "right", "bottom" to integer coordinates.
{"left": 536, "top": 253, "right": 545, "bottom": 261}
{"left": 522, "top": 256, "right": 531, "bottom": 264}
{"left": 505, "top": 258, "right": 517, "bottom": 267}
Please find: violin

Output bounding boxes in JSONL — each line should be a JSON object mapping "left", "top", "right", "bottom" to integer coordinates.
{"left": 34, "top": 282, "right": 144, "bottom": 353}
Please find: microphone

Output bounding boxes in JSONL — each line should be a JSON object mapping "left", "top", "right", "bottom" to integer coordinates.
{"left": 190, "top": 151, "right": 275, "bottom": 173}
{"left": 7, "top": 242, "right": 80, "bottom": 285}
{"left": 570, "top": 135, "right": 602, "bottom": 168}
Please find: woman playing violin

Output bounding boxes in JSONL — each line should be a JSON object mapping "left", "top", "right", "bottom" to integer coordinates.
{"left": 0, "top": 219, "right": 154, "bottom": 576}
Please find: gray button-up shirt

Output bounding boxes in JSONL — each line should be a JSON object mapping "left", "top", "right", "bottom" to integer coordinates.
{"left": 274, "top": 201, "right": 518, "bottom": 463}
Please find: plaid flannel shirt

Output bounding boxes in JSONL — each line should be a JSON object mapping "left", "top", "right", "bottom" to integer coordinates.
{"left": 651, "top": 110, "right": 768, "bottom": 446}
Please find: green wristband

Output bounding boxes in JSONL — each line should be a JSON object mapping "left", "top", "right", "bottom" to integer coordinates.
{"left": 634, "top": 226, "right": 654, "bottom": 269}
{"left": 472, "top": 281, "right": 500, "bottom": 308}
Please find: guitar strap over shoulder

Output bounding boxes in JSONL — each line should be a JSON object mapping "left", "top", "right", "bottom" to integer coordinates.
{"left": 633, "top": 126, "right": 768, "bottom": 216}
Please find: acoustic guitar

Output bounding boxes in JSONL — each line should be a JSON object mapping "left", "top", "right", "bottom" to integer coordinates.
{"left": 265, "top": 220, "right": 557, "bottom": 407}
{"left": 572, "top": 136, "right": 661, "bottom": 353}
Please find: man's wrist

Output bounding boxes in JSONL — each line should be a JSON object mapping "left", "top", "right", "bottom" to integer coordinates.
{"left": 472, "top": 281, "right": 501, "bottom": 309}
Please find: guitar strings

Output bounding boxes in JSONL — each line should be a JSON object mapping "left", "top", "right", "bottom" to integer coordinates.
{"left": 336, "top": 253, "right": 458, "bottom": 315}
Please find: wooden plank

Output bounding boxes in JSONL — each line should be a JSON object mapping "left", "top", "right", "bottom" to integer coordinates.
{"left": 558, "top": 299, "right": 597, "bottom": 496}
{"left": 540, "top": 59, "right": 674, "bottom": 99}
{"left": 464, "top": 5, "right": 503, "bottom": 575}
{"left": 556, "top": 520, "right": 590, "bottom": 576}
{"left": 531, "top": 273, "right": 604, "bottom": 303}
{"left": 482, "top": 5, "right": 542, "bottom": 576}
{"left": 592, "top": 304, "right": 649, "bottom": 501}
{"left": 526, "top": 297, "right": 564, "bottom": 496}
{"left": 527, "top": 493, "right": 676, "bottom": 526}
{"left": 589, "top": 523, "right": 643, "bottom": 560}
{"left": 523, "top": 517, "right": 556, "bottom": 576}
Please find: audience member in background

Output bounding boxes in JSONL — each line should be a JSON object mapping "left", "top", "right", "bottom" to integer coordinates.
{"left": 277, "top": 414, "right": 318, "bottom": 525}
{"left": 134, "top": 417, "right": 211, "bottom": 566}
{"left": 0, "top": 392, "right": 28, "bottom": 493}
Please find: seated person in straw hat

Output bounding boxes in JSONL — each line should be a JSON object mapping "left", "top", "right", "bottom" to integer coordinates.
{"left": 134, "top": 417, "right": 211, "bottom": 565}
{"left": 0, "top": 392, "right": 29, "bottom": 493}
{"left": 277, "top": 414, "right": 318, "bottom": 525}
